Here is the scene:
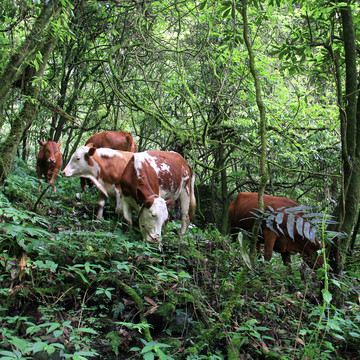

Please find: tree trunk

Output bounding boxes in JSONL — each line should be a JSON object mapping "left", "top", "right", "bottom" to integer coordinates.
{"left": 0, "top": 28, "right": 60, "bottom": 182}
{"left": 241, "top": 0, "right": 269, "bottom": 262}
{"left": 329, "top": 1, "right": 360, "bottom": 306}
{"left": 0, "top": 0, "right": 63, "bottom": 123}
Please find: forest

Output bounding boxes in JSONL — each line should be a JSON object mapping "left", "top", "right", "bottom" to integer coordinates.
{"left": 0, "top": 0, "right": 359, "bottom": 359}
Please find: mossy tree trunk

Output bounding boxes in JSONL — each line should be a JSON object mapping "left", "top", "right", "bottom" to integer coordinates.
{"left": 0, "top": 0, "right": 62, "bottom": 122}
{"left": 0, "top": 1, "right": 61, "bottom": 182}
{"left": 329, "top": 1, "right": 360, "bottom": 306}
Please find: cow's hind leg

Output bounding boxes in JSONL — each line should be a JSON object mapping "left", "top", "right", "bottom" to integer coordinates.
{"left": 178, "top": 190, "right": 191, "bottom": 235}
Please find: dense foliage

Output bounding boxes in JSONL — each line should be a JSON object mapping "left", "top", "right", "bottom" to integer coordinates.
{"left": 0, "top": 161, "right": 359, "bottom": 359}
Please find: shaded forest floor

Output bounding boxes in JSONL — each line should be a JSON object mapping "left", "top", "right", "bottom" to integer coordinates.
{"left": 0, "top": 159, "right": 360, "bottom": 360}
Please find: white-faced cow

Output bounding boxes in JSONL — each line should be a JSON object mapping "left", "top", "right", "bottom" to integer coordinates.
{"left": 80, "top": 131, "right": 138, "bottom": 192}
{"left": 36, "top": 140, "right": 62, "bottom": 193}
{"left": 119, "top": 151, "right": 196, "bottom": 242}
{"left": 228, "top": 192, "right": 323, "bottom": 267}
{"left": 63, "top": 146, "right": 133, "bottom": 218}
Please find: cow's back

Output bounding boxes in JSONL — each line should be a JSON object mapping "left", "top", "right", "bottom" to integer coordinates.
{"left": 85, "top": 131, "right": 138, "bottom": 152}
{"left": 229, "top": 192, "right": 299, "bottom": 232}
{"left": 122, "top": 150, "right": 191, "bottom": 200}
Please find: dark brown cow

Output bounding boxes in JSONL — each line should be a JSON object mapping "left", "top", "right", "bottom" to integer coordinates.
{"left": 36, "top": 140, "right": 62, "bottom": 193}
{"left": 228, "top": 192, "right": 323, "bottom": 267}
{"left": 81, "top": 131, "right": 137, "bottom": 191}
{"left": 120, "top": 151, "right": 196, "bottom": 242}
{"left": 85, "top": 131, "right": 138, "bottom": 152}
{"left": 63, "top": 146, "right": 133, "bottom": 218}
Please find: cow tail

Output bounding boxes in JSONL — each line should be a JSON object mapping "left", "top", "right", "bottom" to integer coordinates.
{"left": 189, "top": 169, "right": 196, "bottom": 219}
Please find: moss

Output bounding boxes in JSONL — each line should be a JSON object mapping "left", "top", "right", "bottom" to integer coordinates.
{"left": 186, "top": 323, "right": 224, "bottom": 355}
{"left": 164, "top": 291, "right": 178, "bottom": 305}
{"left": 184, "top": 346, "right": 199, "bottom": 356}
{"left": 157, "top": 303, "right": 176, "bottom": 321}
{"left": 221, "top": 267, "right": 249, "bottom": 323}
{"left": 137, "top": 283, "right": 158, "bottom": 297}
{"left": 164, "top": 291, "right": 195, "bottom": 307}
{"left": 247, "top": 279, "right": 266, "bottom": 298}
{"left": 105, "top": 277, "right": 152, "bottom": 342}
{"left": 227, "top": 338, "right": 242, "bottom": 359}
{"left": 178, "top": 292, "right": 195, "bottom": 305}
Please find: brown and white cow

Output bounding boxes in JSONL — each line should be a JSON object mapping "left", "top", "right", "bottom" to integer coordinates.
{"left": 36, "top": 140, "right": 62, "bottom": 193}
{"left": 119, "top": 151, "right": 196, "bottom": 242}
{"left": 63, "top": 146, "right": 133, "bottom": 219}
{"left": 81, "top": 131, "right": 138, "bottom": 192}
{"left": 228, "top": 192, "right": 323, "bottom": 267}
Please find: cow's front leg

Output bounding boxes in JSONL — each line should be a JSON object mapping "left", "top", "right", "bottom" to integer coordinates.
{"left": 121, "top": 197, "right": 133, "bottom": 226}
{"left": 97, "top": 192, "right": 106, "bottom": 219}
{"left": 263, "top": 229, "right": 277, "bottom": 262}
{"left": 115, "top": 187, "right": 122, "bottom": 215}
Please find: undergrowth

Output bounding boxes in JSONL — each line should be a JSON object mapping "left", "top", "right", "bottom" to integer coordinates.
{"left": 0, "top": 160, "right": 359, "bottom": 360}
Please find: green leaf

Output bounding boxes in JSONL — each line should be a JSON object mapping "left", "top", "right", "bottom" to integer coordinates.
{"left": 296, "top": 217, "right": 304, "bottom": 237}
{"left": 32, "top": 342, "right": 47, "bottom": 354}
{"left": 286, "top": 212, "right": 295, "bottom": 239}
{"left": 275, "top": 212, "right": 284, "bottom": 225}
{"left": 75, "top": 271, "right": 89, "bottom": 284}
{"left": 199, "top": 0, "right": 208, "bottom": 10}
{"left": 45, "top": 344, "right": 56, "bottom": 355}
{"left": 7, "top": 336, "right": 29, "bottom": 353}
{"left": 322, "top": 290, "right": 332, "bottom": 304}
{"left": 155, "top": 348, "right": 167, "bottom": 360}
{"left": 349, "top": 332, "right": 360, "bottom": 338}
{"left": 46, "top": 323, "right": 61, "bottom": 334}
{"left": 0, "top": 350, "right": 18, "bottom": 358}
{"left": 105, "top": 290, "right": 112, "bottom": 299}
{"left": 53, "top": 330, "right": 63, "bottom": 338}
{"left": 143, "top": 351, "right": 155, "bottom": 360}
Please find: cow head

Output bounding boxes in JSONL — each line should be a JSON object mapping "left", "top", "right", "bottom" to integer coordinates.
{"left": 39, "top": 140, "right": 61, "bottom": 164}
{"left": 63, "top": 146, "right": 97, "bottom": 177}
{"left": 63, "top": 146, "right": 108, "bottom": 197}
{"left": 137, "top": 190, "right": 172, "bottom": 242}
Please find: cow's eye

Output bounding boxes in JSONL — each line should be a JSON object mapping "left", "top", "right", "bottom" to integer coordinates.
{"left": 152, "top": 213, "right": 156, "bottom": 218}
{"left": 76, "top": 157, "right": 81, "bottom": 161}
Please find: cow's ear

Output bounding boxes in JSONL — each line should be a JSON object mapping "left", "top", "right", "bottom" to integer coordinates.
{"left": 38, "top": 140, "right": 45, "bottom": 146}
{"left": 165, "top": 199, "right": 173, "bottom": 206}
{"left": 136, "top": 188, "right": 147, "bottom": 203}
{"left": 136, "top": 188, "right": 153, "bottom": 208}
{"left": 88, "top": 147, "right": 96, "bottom": 157}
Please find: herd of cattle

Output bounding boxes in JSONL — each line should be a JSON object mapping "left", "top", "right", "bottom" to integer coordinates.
{"left": 36, "top": 131, "right": 324, "bottom": 268}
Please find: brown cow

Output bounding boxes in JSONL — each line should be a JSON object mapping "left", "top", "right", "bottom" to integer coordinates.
{"left": 63, "top": 146, "right": 133, "bottom": 219}
{"left": 120, "top": 150, "right": 196, "bottom": 242}
{"left": 36, "top": 140, "right": 62, "bottom": 193}
{"left": 81, "top": 131, "right": 137, "bottom": 191}
{"left": 85, "top": 131, "right": 138, "bottom": 152}
{"left": 228, "top": 192, "right": 323, "bottom": 267}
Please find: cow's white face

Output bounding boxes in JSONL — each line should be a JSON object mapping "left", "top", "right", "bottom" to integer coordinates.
{"left": 63, "top": 146, "right": 98, "bottom": 178}
{"left": 139, "top": 197, "right": 169, "bottom": 242}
